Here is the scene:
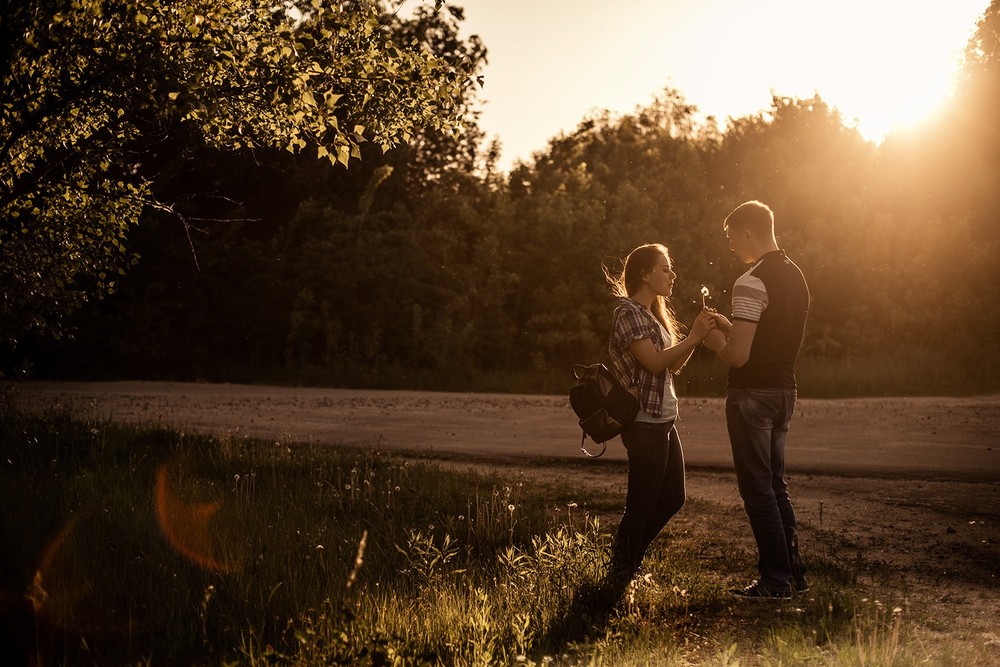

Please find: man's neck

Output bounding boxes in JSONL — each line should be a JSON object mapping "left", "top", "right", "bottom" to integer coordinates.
{"left": 749, "top": 242, "right": 780, "bottom": 264}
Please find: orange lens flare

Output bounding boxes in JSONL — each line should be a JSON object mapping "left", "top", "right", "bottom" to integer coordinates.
{"left": 29, "top": 515, "right": 95, "bottom": 632}
{"left": 154, "top": 462, "right": 241, "bottom": 574}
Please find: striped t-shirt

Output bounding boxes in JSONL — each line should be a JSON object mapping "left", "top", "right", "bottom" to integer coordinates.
{"left": 728, "top": 250, "right": 810, "bottom": 390}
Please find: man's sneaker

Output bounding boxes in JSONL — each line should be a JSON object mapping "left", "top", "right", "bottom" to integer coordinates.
{"left": 793, "top": 576, "right": 810, "bottom": 596}
{"left": 729, "top": 580, "right": 792, "bottom": 600}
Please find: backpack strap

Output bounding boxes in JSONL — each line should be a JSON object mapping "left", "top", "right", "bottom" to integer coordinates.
{"left": 580, "top": 431, "right": 607, "bottom": 458}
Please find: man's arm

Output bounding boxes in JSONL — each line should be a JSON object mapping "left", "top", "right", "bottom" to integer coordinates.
{"left": 703, "top": 319, "right": 757, "bottom": 368}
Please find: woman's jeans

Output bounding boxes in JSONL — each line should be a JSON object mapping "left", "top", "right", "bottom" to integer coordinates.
{"left": 726, "top": 388, "right": 800, "bottom": 588}
{"left": 608, "top": 420, "right": 686, "bottom": 585}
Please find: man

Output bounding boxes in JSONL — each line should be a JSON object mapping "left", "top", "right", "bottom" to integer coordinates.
{"left": 703, "top": 200, "right": 810, "bottom": 600}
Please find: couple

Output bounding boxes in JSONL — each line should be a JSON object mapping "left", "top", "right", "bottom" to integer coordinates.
{"left": 602, "top": 200, "right": 809, "bottom": 604}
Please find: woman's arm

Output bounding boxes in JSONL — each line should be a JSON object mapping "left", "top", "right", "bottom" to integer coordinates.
{"left": 628, "top": 335, "right": 699, "bottom": 375}
{"left": 628, "top": 309, "right": 716, "bottom": 374}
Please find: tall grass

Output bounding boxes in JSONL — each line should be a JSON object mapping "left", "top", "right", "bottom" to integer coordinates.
{"left": 1, "top": 408, "right": 993, "bottom": 665}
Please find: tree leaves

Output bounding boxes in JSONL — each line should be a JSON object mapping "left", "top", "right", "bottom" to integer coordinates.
{"left": 0, "top": 0, "right": 480, "bottom": 347}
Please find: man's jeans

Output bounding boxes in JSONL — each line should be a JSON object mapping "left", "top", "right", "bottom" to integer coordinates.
{"left": 608, "top": 421, "right": 686, "bottom": 586}
{"left": 726, "top": 388, "right": 798, "bottom": 588}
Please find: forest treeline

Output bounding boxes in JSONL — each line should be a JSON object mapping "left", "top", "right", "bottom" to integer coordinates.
{"left": 16, "top": 3, "right": 1000, "bottom": 396}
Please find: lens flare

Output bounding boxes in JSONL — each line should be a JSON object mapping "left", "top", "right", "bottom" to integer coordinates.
{"left": 28, "top": 513, "right": 136, "bottom": 634}
{"left": 154, "top": 462, "right": 241, "bottom": 574}
{"left": 28, "top": 515, "right": 93, "bottom": 632}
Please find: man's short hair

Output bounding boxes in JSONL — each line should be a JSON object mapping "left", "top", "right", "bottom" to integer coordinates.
{"left": 724, "top": 200, "right": 774, "bottom": 237}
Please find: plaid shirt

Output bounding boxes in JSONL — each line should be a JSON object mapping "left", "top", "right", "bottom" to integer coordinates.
{"left": 608, "top": 297, "right": 677, "bottom": 419}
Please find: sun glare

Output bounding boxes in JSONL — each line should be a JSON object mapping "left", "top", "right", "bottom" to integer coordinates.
{"left": 768, "top": 1, "right": 984, "bottom": 143}
{"left": 831, "top": 53, "right": 960, "bottom": 143}
{"left": 401, "top": 0, "right": 991, "bottom": 170}
{"left": 824, "top": 8, "right": 978, "bottom": 142}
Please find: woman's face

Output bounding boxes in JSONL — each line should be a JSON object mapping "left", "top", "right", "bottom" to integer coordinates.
{"left": 643, "top": 253, "right": 676, "bottom": 297}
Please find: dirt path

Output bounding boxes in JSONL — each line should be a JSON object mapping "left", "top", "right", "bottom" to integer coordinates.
{"left": 10, "top": 381, "right": 1000, "bottom": 480}
{"left": 9, "top": 381, "right": 1000, "bottom": 657}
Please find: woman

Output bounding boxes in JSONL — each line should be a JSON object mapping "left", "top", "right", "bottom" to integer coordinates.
{"left": 601, "top": 243, "right": 716, "bottom": 600}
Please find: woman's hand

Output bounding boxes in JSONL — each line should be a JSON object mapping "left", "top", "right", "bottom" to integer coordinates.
{"left": 690, "top": 308, "right": 717, "bottom": 341}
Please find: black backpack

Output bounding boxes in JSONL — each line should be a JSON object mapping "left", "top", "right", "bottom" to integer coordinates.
{"left": 569, "top": 363, "right": 639, "bottom": 457}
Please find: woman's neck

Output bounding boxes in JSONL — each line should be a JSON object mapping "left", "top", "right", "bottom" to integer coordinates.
{"left": 630, "top": 287, "right": 655, "bottom": 310}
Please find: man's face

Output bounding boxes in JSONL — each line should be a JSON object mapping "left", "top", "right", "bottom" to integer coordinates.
{"left": 727, "top": 226, "right": 755, "bottom": 264}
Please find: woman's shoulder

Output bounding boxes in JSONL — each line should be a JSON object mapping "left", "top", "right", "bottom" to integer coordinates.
{"left": 612, "top": 297, "right": 652, "bottom": 333}
{"left": 613, "top": 296, "right": 643, "bottom": 315}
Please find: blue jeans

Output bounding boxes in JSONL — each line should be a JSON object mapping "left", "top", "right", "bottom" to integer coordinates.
{"left": 726, "top": 388, "right": 799, "bottom": 588}
{"left": 608, "top": 420, "right": 686, "bottom": 584}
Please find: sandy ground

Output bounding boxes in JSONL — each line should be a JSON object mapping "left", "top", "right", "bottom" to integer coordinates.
{"left": 9, "top": 381, "right": 1000, "bottom": 656}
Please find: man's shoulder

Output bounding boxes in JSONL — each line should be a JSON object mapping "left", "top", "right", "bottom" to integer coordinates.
{"left": 753, "top": 252, "right": 807, "bottom": 287}
{"left": 764, "top": 250, "right": 805, "bottom": 274}
{"left": 734, "top": 267, "right": 767, "bottom": 294}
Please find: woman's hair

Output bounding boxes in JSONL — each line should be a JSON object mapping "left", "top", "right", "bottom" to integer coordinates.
{"left": 604, "top": 243, "right": 681, "bottom": 345}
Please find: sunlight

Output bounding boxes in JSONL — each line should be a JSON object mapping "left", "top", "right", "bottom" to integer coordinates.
{"left": 809, "top": 1, "right": 981, "bottom": 142}
{"left": 698, "top": 0, "right": 988, "bottom": 144}
{"left": 816, "top": 48, "right": 961, "bottom": 142}
{"left": 400, "top": 0, "right": 990, "bottom": 169}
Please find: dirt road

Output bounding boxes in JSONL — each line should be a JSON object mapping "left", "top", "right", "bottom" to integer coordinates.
{"left": 10, "top": 381, "right": 1000, "bottom": 480}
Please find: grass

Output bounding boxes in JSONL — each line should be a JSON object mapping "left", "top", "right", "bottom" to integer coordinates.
{"left": 0, "top": 409, "right": 994, "bottom": 665}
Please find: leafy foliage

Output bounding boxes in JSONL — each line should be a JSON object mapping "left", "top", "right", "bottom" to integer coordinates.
{"left": 12, "top": 2, "right": 1000, "bottom": 395}
{"left": 0, "top": 0, "right": 479, "bottom": 347}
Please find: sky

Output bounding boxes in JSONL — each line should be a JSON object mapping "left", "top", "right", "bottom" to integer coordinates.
{"left": 402, "top": 0, "right": 990, "bottom": 173}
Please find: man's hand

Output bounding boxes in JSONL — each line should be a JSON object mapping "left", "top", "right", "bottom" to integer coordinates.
{"left": 703, "top": 329, "right": 727, "bottom": 352}
{"left": 708, "top": 311, "right": 733, "bottom": 336}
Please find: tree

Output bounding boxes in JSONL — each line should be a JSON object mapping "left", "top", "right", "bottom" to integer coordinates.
{"left": 0, "top": 0, "right": 479, "bottom": 349}
{"left": 503, "top": 90, "right": 717, "bottom": 370}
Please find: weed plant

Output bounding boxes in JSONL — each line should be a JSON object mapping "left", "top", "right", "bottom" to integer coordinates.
{"left": 0, "top": 408, "right": 992, "bottom": 665}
